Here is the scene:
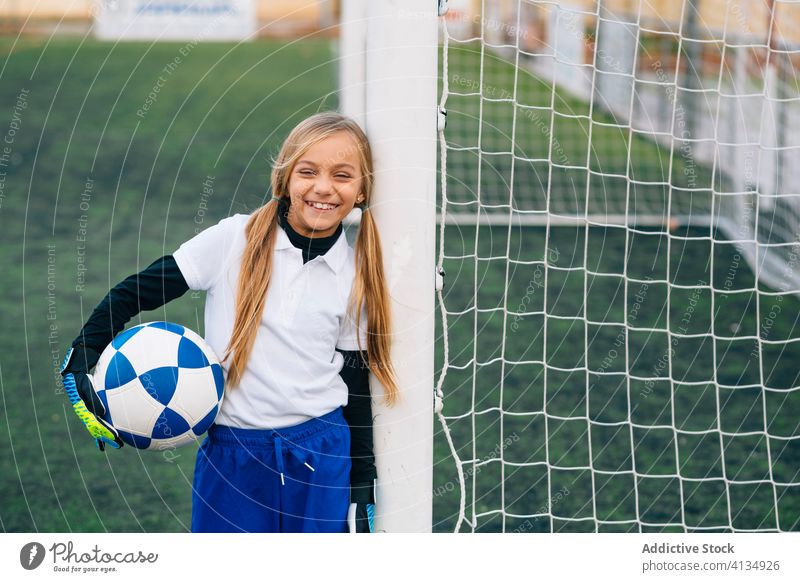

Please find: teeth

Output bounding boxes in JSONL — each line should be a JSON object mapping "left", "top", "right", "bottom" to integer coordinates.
{"left": 307, "top": 201, "right": 337, "bottom": 210}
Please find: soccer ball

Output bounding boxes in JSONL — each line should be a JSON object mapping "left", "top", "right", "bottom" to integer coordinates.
{"left": 93, "top": 321, "right": 225, "bottom": 450}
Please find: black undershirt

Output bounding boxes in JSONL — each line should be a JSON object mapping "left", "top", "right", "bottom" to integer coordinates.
{"left": 72, "top": 206, "right": 375, "bottom": 485}
{"left": 276, "top": 196, "right": 344, "bottom": 263}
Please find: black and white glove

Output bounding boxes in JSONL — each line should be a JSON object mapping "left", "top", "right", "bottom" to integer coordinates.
{"left": 347, "top": 480, "right": 376, "bottom": 533}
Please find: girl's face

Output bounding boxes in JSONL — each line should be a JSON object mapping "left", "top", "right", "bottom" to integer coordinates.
{"left": 285, "top": 130, "right": 365, "bottom": 238}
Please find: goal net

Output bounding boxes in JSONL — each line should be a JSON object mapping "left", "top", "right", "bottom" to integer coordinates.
{"left": 434, "top": 0, "right": 800, "bottom": 532}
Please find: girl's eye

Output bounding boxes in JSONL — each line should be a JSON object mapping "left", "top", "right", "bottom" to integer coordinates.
{"left": 335, "top": 174, "right": 351, "bottom": 179}
{"left": 299, "top": 169, "right": 315, "bottom": 176}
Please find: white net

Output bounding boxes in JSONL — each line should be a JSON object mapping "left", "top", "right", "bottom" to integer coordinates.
{"left": 434, "top": 0, "right": 800, "bottom": 532}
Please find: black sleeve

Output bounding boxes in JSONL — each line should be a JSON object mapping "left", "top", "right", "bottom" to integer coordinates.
{"left": 338, "top": 349, "right": 376, "bottom": 485}
{"left": 73, "top": 255, "right": 190, "bottom": 353}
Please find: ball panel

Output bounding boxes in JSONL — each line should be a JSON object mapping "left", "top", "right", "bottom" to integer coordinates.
{"left": 139, "top": 366, "right": 180, "bottom": 406}
{"left": 211, "top": 363, "right": 225, "bottom": 401}
{"left": 105, "top": 380, "right": 164, "bottom": 436}
{"left": 118, "top": 326, "right": 183, "bottom": 375}
{"left": 103, "top": 351, "right": 137, "bottom": 390}
{"left": 94, "top": 344, "right": 115, "bottom": 380}
{"left": 111, "top": 326, "right": 144, "bottom": 350}
{"left": 146, "top": 321, "right": 185, "bottom": 335}
{"left": 97, "top": 389, "right": 111, "bottom": 423}
{"left": 116, "top": 429, "right": 151, "bottom": 449}
{"left": 151, "top": 407, "right": 191, "bottom": 440}
{"left": 168, "top": 367, "right": 219, "bottom": 424}
{"left": 148, "top": 432, "right": 201, "bottom": 451}
{"left": 177, "top": 336, "right": 209, "bottom": 369}
{"left": 182, "top": 327, "right": 221, "bottom": 365}
{"left": 191, "top": 405, "right": 218, "bottom": 436}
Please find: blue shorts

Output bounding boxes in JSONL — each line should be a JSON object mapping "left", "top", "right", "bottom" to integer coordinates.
{"left": 191, "top": 407, "right": 351, "bottom": 533}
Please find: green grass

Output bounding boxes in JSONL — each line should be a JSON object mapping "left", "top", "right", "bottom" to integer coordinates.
{"left": 0, "top": 36, "right": 338, "bottom": 532}
{"left": 433, "top": 224, "right": 800, "bottom": 532}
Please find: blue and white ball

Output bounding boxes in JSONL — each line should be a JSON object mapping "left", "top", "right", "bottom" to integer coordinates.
{"left": 93, "top": 321, "right": 224, "bottom": 450}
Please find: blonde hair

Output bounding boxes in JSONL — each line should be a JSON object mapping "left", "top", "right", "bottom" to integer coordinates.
{"left": 222, "top": 112, "right": 398, "bottom": 405}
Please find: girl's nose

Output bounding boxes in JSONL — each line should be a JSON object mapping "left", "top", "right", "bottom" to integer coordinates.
{"left": 314, "top": 175, "right": 333, "bottom": 195}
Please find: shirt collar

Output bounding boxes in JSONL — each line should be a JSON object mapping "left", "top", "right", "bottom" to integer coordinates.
{"left": 275, "top": 224, "right": 350, "bottom": 274}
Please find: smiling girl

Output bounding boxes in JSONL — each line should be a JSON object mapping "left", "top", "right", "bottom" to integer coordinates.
{"left": 60, "top": 112, "right": 398, "bottom": 533}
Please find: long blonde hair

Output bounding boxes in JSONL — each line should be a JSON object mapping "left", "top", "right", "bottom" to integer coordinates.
{"left": 222, "top": 112, "right": 398, "bottom": 405}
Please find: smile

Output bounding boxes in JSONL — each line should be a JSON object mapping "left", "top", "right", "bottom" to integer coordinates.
{"left": 305, "top": 200, "right": 340, "bottom": 212}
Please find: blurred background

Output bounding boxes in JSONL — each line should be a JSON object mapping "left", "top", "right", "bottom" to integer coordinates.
{"left": 0, "top": 0, "right": 338, "bottom": 37}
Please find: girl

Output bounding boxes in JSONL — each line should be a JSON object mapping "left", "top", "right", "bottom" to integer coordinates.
{"left": 59, "top": 112, "right": 398, "bottom": 533}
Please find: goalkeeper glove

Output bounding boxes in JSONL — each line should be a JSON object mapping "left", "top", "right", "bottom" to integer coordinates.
{"left": 347, "top": 480, "right": 376, "bottom": 533}
{"left": 60, "top": 345, "right": 123, "bottom": 451}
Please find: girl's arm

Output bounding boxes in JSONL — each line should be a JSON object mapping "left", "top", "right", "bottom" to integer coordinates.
{"left": 338, "top": 349, "right": 375, "bottom": 482}
{"left": 61, "top": 256, "right": 190, "bottom": 449}
{"left": 71, "top": 255, "right": 190, "bottom": 353}
{"left": 337, "top": 348, "right": 376, "bottom": 531}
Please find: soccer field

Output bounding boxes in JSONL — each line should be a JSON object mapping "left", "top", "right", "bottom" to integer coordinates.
{"left": 0, "top": 37, "right": 797, "bottom": 533}
{"left": 433, "top": 223, "right": 800, "bottom": 532}
{"left": 433, "top": 44, "right": 800, "bottom": 532}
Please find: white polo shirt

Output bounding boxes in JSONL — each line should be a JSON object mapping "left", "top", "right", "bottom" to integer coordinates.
{"left": 173, "top": 213, "right": 367, "bottom": 429}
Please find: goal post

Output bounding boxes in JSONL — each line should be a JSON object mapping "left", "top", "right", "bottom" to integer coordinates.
{"left": 339, "top": 0, "right": 439, "bottom": 532}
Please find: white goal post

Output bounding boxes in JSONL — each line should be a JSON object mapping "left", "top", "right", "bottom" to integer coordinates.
{"left": 339, "top": 0, "right": 439, "bottom": 532}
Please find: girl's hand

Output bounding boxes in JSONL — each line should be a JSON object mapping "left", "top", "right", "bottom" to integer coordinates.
{"left": 347, "top": 480, "right": 375, "bottom": 533}
{"left": 60, "top": 346, "right": 124, "bottom": 451}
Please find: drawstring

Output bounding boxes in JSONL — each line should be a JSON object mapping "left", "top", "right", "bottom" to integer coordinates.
{"left": 272, "top": 432, "right": 315, "bottom": 486}
{"left": 274, "top": 435, "right": 286, "bottom": 486}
